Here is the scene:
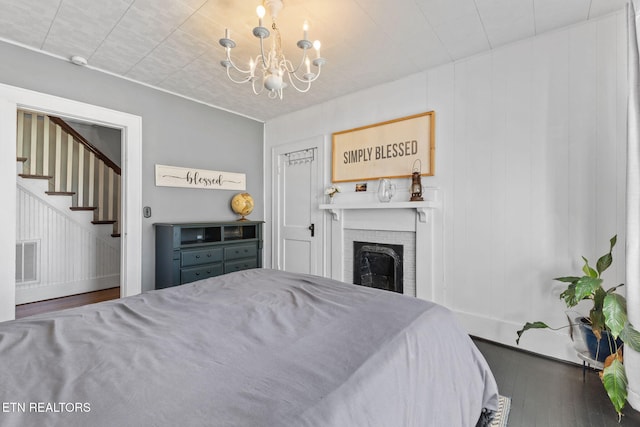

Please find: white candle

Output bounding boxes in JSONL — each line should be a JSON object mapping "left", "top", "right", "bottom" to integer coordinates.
{"left": 303, "top": 21, "right": 309, "bottom": 40}
{"left": 257, "top": 5, "right": 265, "bottom": 27}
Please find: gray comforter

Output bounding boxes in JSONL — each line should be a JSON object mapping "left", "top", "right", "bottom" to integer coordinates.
{"left": 0, "top": 269, "right": 498, "bottom": 426}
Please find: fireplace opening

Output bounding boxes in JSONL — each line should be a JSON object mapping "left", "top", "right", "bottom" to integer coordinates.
{"left": 353, "top": 241, "right": 403, "bottom": 293}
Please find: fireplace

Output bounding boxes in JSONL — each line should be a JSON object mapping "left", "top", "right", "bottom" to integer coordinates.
{"left": 353, "top": 241, "right": 403, "bottom": 293}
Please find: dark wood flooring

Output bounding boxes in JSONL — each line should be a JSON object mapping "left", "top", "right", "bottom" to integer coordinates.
{"left": 15, "top": 287, "right": 120, "bottom": 319}
{"left": 473, "top": 338, "right": 640, "bottom": 426}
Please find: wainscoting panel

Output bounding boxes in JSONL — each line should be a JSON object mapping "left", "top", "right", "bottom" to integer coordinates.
{"left": 15, "top": 184, "right": 120, "bottom": 304}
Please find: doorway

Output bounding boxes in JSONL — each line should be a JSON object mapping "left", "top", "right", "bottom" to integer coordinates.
{"left": 0, "top": 83, "right": 142, "bottom": 322}
{"left": 15, "top": 112, "right": 123, "bottom": 305}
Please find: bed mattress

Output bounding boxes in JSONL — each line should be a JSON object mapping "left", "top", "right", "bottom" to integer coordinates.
{"left": 0, "top": 269, "right": 498, "bottom": 426}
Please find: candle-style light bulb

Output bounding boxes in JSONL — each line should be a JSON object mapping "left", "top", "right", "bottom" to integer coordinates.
{"left": 313, "top": 40, "right": 321, "bottom": 58}
{"left": 256, "top": 5, "right": 265, "bottom": 27}
{"left": 303, "top": 20, "right": 309, "bottom": 40}
{"left": 225, "top": 28, "right": 230, "bottom": 39}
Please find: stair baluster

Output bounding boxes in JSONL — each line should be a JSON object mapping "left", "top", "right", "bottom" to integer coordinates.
{"left": 16, "top": 110, "right": 121, "bottom": 237}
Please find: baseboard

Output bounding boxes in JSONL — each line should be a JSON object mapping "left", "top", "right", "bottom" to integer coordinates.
{"left": 16, "top": 275, "right": 120, "bottom": 305}
{"left": 454, "top": 309, "right": 582, "bottom": 365}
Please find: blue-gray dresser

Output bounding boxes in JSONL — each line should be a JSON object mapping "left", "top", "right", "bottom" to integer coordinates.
{"left": 154, "top": 221, "right": 263, "bottom": 289}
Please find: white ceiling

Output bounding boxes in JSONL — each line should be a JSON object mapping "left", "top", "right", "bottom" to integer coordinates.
{"left": 0, "top": 0, "right": 630, "bottom": 121}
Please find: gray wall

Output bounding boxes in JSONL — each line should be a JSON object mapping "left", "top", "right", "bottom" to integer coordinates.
{"left": 0, "top": 41, "right": 264, "bottom": 292}
{"left": 67, "top": 121, "right": 122, "bottom": 168}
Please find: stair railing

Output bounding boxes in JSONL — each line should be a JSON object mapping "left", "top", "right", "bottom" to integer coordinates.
{"left": 16, "top": 110, "right": 121, "bottom": 236}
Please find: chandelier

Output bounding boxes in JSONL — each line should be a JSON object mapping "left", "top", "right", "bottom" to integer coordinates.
{"left": 219, "top": 0, "right": 326, "bottom": 99}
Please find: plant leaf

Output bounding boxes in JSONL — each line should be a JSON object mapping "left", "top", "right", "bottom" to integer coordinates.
{"left": 574, "top": 276, "right": 602, "bottom": 301}
{"left": 596, "top": 252, "right": 613, "bottom": 275}
{"left": 582, "top": 256, "right": 598, "bottom": 278}
{"left": 606, "top": 283, "right": 625, "bottom": 294}
{"left": 516, "top": 321, "right": 549, "bottom": 345}
{"left": 560, "top": 283, "right": 578, "bottom": 307}
{"left": 554, "top": 276, "right": 581, "bottom": 283}
{"left": 620, "top": 323, "right": 640, "bottom": 352}
{"left": 603, "top": 294, "right": 627, "bottom": 339}
{"left": 596, "top": 235, "right": 617, "bottom": 275}
{"left": 602, "top": 357, "right": 627, "bottom": 416}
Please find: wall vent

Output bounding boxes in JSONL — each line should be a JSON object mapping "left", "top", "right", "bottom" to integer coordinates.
{"left": 16, "top": 240, "right": 39, "bottom": 284}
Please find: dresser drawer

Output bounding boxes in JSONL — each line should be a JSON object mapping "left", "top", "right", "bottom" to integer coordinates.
{"left": 181, "top": 264, "right": 223, "bottom": 284}
{"left": 224, "top": 244, "right": 257, "bottom": 261}
{"left": 224, "top": 258, "right": 258, "bottom": 274}
{"left": 181, "top": 247, "right": 223, "bottom": 267}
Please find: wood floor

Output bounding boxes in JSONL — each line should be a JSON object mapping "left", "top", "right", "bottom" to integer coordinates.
{"left": 15, "top": 287, "right": 120, "bottom": 319}
{"left": 473, "top": 338, "right": 640, "bottom": 426}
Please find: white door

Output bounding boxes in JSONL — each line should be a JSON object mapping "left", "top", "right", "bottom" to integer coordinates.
{"left": 274, "top": 140, "right": 322, "bottom": 275}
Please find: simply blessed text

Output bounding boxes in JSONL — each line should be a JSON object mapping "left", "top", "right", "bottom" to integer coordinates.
{"left": 343, "top": 140, "right": 418, "bottom": 164}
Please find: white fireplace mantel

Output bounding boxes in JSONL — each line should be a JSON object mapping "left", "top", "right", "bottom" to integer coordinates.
{"left": 321, "top": 187, "right": 443, "bottom": 302}
{"left": 319, "top": 200, "right": 439, "bottom": 222}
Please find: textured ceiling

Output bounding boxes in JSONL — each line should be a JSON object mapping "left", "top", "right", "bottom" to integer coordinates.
{"left": 0, "top": 0, "right": 630, "bottom": 122}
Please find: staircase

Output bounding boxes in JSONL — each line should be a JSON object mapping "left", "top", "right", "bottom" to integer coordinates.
{"left": 16, "top": 110, "right": 121, "bottom": 236}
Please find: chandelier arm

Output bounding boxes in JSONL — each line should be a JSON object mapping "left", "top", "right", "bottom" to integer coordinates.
{"left": 307, "top": 63, "right": 323, "bottom": 82}
{"left": 281, "top": 50, "right": 308, "bottom": 74}
{"left": 257, "top": 36, "right": 270, "bottom": 69}
{"left": 223, "top": 52, "right": 254, "bottom": 76}
{"left": 280, "top": 59, "right": 312, "bottom": 84}
{"left": 284, "top": 72, "right": 313, "bottom": 93}
{"left": 251, "top": 76, "right": 265, "bottom": 95}
{"left": 225, "top": 66, "right": 253, "bottom": 84}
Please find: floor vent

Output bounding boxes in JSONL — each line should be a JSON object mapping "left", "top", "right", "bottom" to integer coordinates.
{"left": 16, "top": 240, "right": 39, "bottom": 284}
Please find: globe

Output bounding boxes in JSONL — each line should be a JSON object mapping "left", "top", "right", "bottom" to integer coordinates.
{"left": 230, "top": 192, "right": 254, "bottom": 221}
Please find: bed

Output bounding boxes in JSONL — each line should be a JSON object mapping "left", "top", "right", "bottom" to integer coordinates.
{"left": 0, "top": 269, "right": 498, "bottom": 426}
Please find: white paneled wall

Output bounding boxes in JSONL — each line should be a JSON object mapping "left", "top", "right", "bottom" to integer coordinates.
{"left": 265, "top": 11, "right": 627, "bottom": 362}
{"left": 15, "top": 184, "right": 120, "bottom": 304}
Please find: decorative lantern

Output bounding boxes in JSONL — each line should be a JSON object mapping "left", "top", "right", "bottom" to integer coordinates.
{"left": 410, "top": 159, "right": 424, "bottom": 202}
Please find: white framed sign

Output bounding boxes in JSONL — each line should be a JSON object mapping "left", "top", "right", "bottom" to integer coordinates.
{"left": 155, "top": 164, "right": 246, "bottom": 191}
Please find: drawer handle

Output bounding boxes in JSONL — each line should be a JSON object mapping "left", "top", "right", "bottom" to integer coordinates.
{"left": 195, "top": 255, "right": 200, "bottom": 259}
{"left": 195, "top": 272, "right": 200, "bottom": 276}
{"left": 207, "top": 253, "right": 212, "bottom": 257}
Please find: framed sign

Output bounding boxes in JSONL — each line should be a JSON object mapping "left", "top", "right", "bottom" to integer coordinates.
{"left": 332, "top": 111, "right": 435, "bottom": 183}
{"left": 155, "top": 164, "right": 246, "bottom": 191}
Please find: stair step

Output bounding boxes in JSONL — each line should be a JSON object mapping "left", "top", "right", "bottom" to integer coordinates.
{"left": 70, "top": 206, "right": 97, "bottom": 211}
{"left": 111, "top": 233, "right": 121, "bottom": 238}
{"left": 16, "top": 157, "right": 27, "bottom": 162}
{"left": 92, "top": 220, "right": 116, "bottom": 225}
{"left": 46, "top": 191, "right": 75, "bottom": 196}
{"left": 19, "top": 174, "right": 52, "bottom": 180}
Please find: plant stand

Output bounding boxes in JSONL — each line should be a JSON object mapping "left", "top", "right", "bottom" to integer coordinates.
{"left": 576, "top": 350, "right": 604, "bottom": 381}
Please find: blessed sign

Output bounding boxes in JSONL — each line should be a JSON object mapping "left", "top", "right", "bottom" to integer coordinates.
{"left": 155, "top": 164, "right": 246, "bottom": 191}
{"left": 332, "top": 111, "right": 435, "bottom": 182}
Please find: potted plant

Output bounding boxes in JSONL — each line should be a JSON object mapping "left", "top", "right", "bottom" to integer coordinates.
{"left": 516, "top": 235, "right": 640, "bottom": 420}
